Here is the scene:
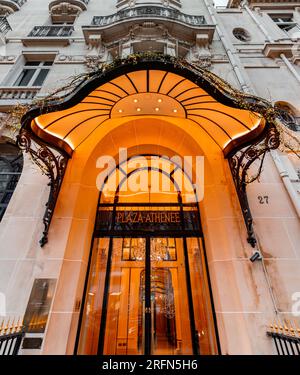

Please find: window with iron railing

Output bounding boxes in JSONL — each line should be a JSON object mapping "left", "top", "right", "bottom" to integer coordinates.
{"left": 269, "top": 14, "right": 300, "bottom": 33}
{"left": 28, "top": 25, "right": 74, "bottom": 37}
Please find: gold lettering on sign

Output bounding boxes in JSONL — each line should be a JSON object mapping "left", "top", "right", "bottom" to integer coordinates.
{"left": 115, "top": 211, "right": 182, "bottom": 224}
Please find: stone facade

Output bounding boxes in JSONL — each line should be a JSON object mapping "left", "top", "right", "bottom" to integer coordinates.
{"left": 0, "top": 0, "right": 299, "bottom": 355}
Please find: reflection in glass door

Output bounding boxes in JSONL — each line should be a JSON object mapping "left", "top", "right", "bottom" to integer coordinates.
{"left": 101, "top": 237, "right": 194, "bottom": 355}
{"left": 77, "top": 236, "right": 218, "bottom": 355}
{"left": 149, "top": 238, "right": 193, "bottom": 354}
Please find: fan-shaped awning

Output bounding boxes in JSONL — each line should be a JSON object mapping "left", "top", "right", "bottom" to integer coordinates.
{"left": 21, "top": 57, "right": 267, "bottom": 158}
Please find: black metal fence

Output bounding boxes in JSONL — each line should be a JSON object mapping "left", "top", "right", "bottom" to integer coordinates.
{"left": 267, "top": 323, "right": 300, "bottom": 355}
{"left": 0, "top": 319, "right": 24, "bottom": 355}
{"left": 0, "top": 332, "right": 24, "bottom": 355}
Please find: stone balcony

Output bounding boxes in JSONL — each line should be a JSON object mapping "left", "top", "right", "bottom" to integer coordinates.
{"left": 82, "top": 5, "right": 215, "bottom": 52}
{"left": 49, "top": 0, "right": 89, "bottom": 24}
{"left": 22, "top": 25, "right": 74, "bottom": 47}
{"left": 0, "top": 86, "right": 40, "bottom": 111}
{"left": 0, "top": 0, "right": 26, "bottom": 16}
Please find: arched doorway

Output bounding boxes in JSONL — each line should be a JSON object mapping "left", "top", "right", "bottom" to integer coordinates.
{"left": 76, "top": 155, "right": 218, "bottom": 355}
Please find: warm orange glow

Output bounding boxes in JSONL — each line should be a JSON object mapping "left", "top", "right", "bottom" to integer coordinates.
{"left": 32, "top": 69, "right": 264, "bottom": 155}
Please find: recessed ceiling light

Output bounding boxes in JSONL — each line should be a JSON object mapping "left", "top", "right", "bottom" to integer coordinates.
{"left": 137, "top": 108, "right": 141, "bottom": 112}
{"left": 118, "top": 109, "right": 123, "bottom": 113}
{"left": 133, "top": 99, "right": 138, "bottom": 103}
{"left": 158, "top": 98, "right": 162, "bottom": 103}
{"left": 155, "top": 107, "right": 160, "bottom": 111}
{"left": 173, "top": 109, "right": 178, "bottom": 113}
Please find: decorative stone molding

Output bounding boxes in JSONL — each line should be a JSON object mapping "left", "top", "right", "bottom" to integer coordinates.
{"left": 229, "top": 0, "right": 300, "bottom": 11}
{"left": 49, "top": 0, "right": 89, "bottom": 24}
{"left": 0, "top": 54, "right": 16, "bottom": 63}
{"left": 292, "top": 42, "right": 300, "bottom": 64}
{"left": 82, "top": 6, "right": 215, "bottom": 58}
{"left": 56, "top": 54, "right": 86, "bottom": 64}
{"left": 263, "top": 42, "right": 295, "bottom": 58}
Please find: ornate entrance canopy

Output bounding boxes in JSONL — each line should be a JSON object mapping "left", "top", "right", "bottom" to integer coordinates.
{"left": 17, "top": 54, "right": 280, "bottom": 247}
{"left": 21, "top": 56, "right": 267, "bottom": 158}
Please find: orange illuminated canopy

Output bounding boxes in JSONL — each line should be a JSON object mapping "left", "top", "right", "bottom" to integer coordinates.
{"left": 29, "top": 67, "right": 265, "bottom": 157}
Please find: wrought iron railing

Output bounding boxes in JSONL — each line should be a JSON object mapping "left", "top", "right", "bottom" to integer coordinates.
{"left": 0, "top": 318, "right": 24, "bottom": 355}
{"left": 0, "top": 17, "right": 11, "bottom": 35}
{"left": 28, "top": 25, "right": 74, "bottom": 37}
{"left": 10, "top": 0, "right": 27, "bottom": 6}
{"left": 92, "top": 6, "right": 206, "bottom": 27}
{"left": 267, "top": 323, "right": 300, "bottom": 355}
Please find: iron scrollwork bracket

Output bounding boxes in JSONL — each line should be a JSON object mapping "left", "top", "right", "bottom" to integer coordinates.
{"left": 228, "top": 124, "right": 280, "bottom": 248}
{"left": 17, "top": 129, "right": 68, "bottom": 247}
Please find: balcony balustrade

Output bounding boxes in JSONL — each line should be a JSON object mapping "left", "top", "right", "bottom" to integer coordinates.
{"left": 22, "top": 25, "right": 74, "bottom": 46}
{"left": 28, "top": 25, "right": 74, "bottom": 38}
{"left": 0, "top": 86, "right": 40, "bottom": 104}
{"left": 92, "top": 6, "right": 206, "bottom": 27}
{"left": 0, "top": 16, "right": 11, "bottom": 35}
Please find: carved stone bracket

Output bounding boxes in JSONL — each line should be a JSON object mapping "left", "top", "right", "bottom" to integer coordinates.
{"left": 228, "top": 123, "right": 280, "bottom": 247}
{"left": 17, "top": 129, "right": 68, "bottom": 247}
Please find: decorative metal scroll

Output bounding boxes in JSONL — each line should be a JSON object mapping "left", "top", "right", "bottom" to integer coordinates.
{"left": 228, "top": 123, "right": 280, "bottom": 247}
{"left": 17, "top": 129, "right": 68, "bottom": 247}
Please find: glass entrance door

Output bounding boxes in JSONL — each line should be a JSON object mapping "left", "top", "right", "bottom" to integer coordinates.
{"left": 77, "top": 236, "right": 218, "bottom": 355}
{"left": 101, "top": 237, "right": 194, "bottom": 355}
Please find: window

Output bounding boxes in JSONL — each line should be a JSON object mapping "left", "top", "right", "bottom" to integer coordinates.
{"left": 232, "top": 28, "right": 251, "bottom": 42}
{"left": 13, "top": 61, "right": 53, "bottom": 87}
{"left": 269, "top": 14, "right": 298, "bottom": 32}
{"left": 275, "top": 103, "right": 300, "bottom": 132}
{"left": 0, "top": 141, "right": 23, "bottom": 221}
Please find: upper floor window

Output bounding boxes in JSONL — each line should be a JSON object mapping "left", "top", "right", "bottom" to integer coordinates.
{"left": 13, "top": 61, "right": 53, "bottom": 87}
{"left": 269, "top": 14, "right": 298, "bottom": 32}
{"left": 0, "top": 140, "right": 23, "bottom": 221}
